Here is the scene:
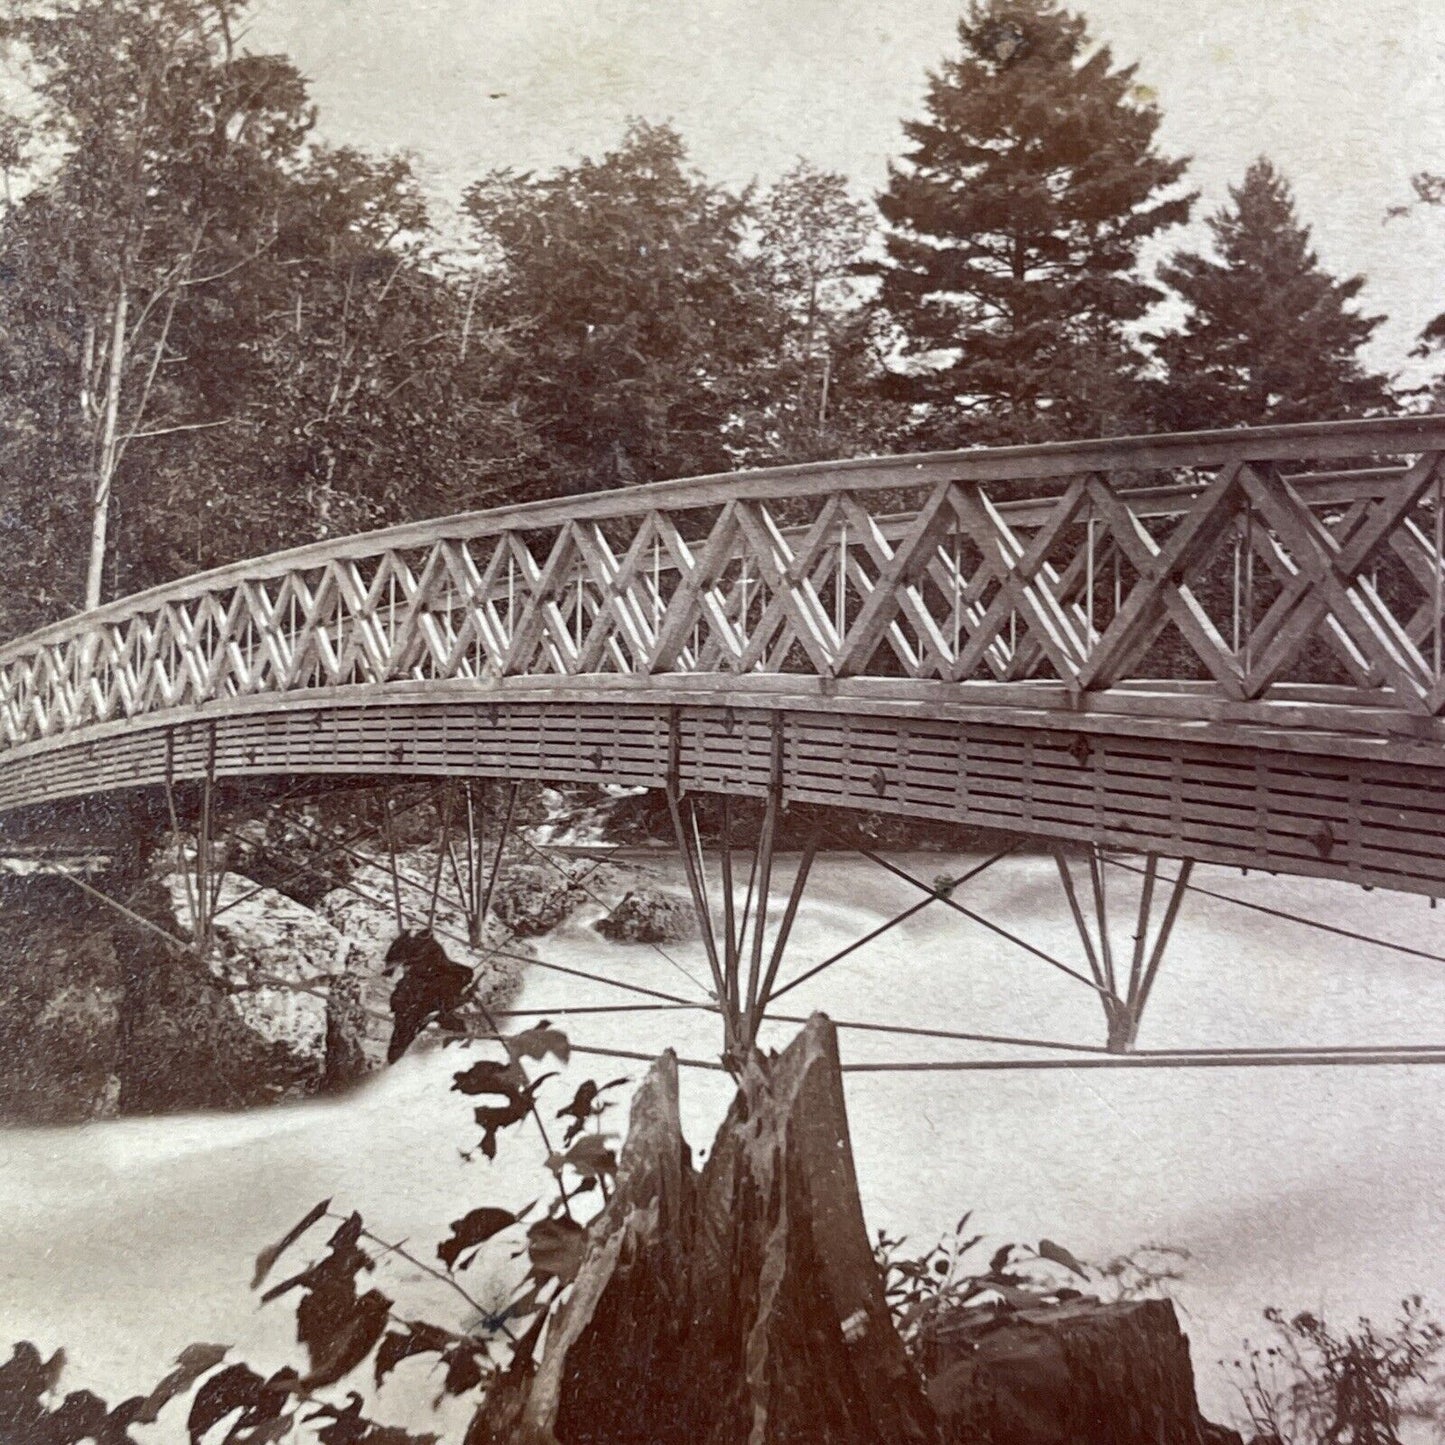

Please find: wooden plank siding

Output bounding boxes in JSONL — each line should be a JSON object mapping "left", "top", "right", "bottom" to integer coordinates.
{"left": 2, "top": 694, "right": 1445, "bottom": 897}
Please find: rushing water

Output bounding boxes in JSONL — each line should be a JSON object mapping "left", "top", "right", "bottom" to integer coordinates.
{"left": 4, "top": 850, "right": 1445, "bottom": 1436}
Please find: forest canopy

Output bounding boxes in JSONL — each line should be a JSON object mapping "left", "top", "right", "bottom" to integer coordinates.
{"left": 0, "top": 0, "right": 1409, "bottom": 641}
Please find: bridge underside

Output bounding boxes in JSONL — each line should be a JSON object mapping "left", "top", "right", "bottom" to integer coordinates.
{"left": 3, "top": 685, "right": 1443, "bottom": 897}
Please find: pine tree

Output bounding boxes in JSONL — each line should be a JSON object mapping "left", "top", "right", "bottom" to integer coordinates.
{"left": 874, "top": 0, "right": 1192, "bottom": 446}
{"left": 1151, "top": 158, "right": 1392, "bottom": 431}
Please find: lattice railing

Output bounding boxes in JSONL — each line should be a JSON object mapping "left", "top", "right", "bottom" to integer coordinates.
{"left": 5, "top": 418, "right": 1445, "bottom": 750}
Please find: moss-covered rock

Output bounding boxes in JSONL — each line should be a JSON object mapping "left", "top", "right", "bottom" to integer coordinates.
{"left": 0, "top": 875, "right": 321, "bottom": 1120}
{"left": 0, "top": 893, "right": 125, "bottom": 1123}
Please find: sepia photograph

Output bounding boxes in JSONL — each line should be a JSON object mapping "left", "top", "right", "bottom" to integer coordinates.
{"left": 3, "top": 1, "right": 1445, "bottom": 1441}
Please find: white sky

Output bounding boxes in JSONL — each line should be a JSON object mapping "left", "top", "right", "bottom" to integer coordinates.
{"left": 247, "top": 0, "right": 1445, "bottom": 377}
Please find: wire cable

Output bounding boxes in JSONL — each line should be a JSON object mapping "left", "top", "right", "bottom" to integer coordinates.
{"left": 844, "top": 841, "right": 1107, "bottom": 996}
{"left": 518, "top": 831, "right": 711, "bottom": 997}
{"left": 840, "top": 1049, "right": 1445, "bottom": 1073}
{"left": 1105, "top": 856, "right": 1445, "bottom": 967}
{"left": 768, "top": 844, "right": 1021, "bottom": 1002}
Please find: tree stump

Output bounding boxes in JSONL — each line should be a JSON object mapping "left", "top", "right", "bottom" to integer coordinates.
{"left": 923, "top": 1298, "right": 1245, "bottom": 1445}
{"left": 512, "top": 1014, "right": 938, "bottom": 1445}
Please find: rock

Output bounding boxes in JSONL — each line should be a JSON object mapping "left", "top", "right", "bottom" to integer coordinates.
{"left": 921, "top": 1297, "right": 1244, "bottom": 1445}
{"left": 503, "top": 1015, "right": 937, "bottom": 1445}
{"left": 0, "top": 874, "right": 314, "bottom": 1118}
{"left": 161, "top": 873, "right": 359, "bottom": 1075}
{"left": 117, "top": 933, "right": 317, "bottom": 1113}
{"left": 324, "top": 974, "right": 373, "bottom": 1089}
{"left": 593, "top": 888, "right": 696, "bottom": 944}
{"left": 226, "top": 813, "right": 351, "bottom": 909}
{"left": 0, "top": 894, "right": 125, "bottom": 1123}
{"left": 0, "top": 829, "right": 536, "bottom": 1119}
{"left": 488, "top": 864, "right": 584, "bottom": 938}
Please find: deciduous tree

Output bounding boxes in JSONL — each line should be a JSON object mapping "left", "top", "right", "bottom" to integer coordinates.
{"left": 463, "top": 122, "right": 781, "bottom": 495}
{"left": 0, "top": 0, "right": 526, "bottom": 637}
{"left": 748, "top": 160, "right": 903, "bottom": 462}
{"left": 0, "top": 0, "right": 312, "bottom": 612}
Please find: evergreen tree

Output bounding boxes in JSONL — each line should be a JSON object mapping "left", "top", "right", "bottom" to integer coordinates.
{"left": 1152, "top": 157, "right": 1391, "bottom": 431}
{"left": 874, "top": 0, "right": 1192, "bottom": 446}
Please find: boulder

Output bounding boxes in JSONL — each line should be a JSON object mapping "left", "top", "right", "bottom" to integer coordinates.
{"left": 160, "top": 873, "right": 359, "bottom": 1076}
{"left": 488, "top": 864, "right": 584, "bottom": 938}
{"left": 0, "top": 876, "right": 317, "bottom": 1119}
{"left": 921, "top": 1297, "right": 1244, "bottom": 1445}
{"left": 116, "top": 931, "right": 318, "bottom": 1113}
{"left": 0, "top": 891, "right": 124, "bottom": 1123}
{"left": 593, "top": 888, "right": 696, "bottom": 945}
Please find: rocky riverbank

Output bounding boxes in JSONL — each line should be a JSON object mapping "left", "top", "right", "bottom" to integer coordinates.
{"left": 0, "top": 850, "right": 533, "bottom": 1123}
{"left": 0, "top": 792, "right": 712, "bottom": 1123}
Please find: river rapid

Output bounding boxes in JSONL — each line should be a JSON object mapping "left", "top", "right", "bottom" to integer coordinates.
{"left": 4, "top": 850, "right": 1445, "bottom": 1435}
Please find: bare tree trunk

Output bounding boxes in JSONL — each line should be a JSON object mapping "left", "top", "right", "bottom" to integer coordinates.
{"left": 85, "top": 284, "right": 129, "bottom": 611}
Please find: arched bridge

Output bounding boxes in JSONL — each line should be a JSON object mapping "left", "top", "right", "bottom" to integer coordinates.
{"left": 5, "top": 417, "right": 1445, "bottom": 897}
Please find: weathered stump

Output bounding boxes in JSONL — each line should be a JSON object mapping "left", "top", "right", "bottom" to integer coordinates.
{"left": 923, "top": 1298, "right": 1244, "bottom": 1445}
{"left": 508, "top": 1014, "right": 938, "bottom": 1445}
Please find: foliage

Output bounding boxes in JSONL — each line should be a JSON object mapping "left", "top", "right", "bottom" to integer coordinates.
{"left": 1228, "top": 1298, "right": 1445, "bottom": 1445}
{"left": 1151, "top": 157, "right": 1392, "bottom": 431}
{"left": 876, "top": 1217, "right": 1193, "bottom": 1369}
{"left": 1092, "top": 1243, "right": 1191, "bottom": 1304}
{"left": 1389, "top": 169, "right": 1445, "bottom": 413}
{"left": 3, "top": 1019, "right": 626, "bottom": 1442}
{"left": 0, "top": 0, "right": 313, "bottom": 617}
{"left": 745, "top": 160, "right": 906, "bottom": 464}
{"left": 463, "top": 121, "right": 783, "bottom": 497}
{"left": 0, "top": 0, "right": 524, "bottom": 636}
{"left": 873, "top": 0, "right": 1193, "bottom": 446}
{"left": 241, "top": 145, "right": 534, "bottom": 542}
{"left": 875, "top": 1213, "right": 1098, "bottom": 1361}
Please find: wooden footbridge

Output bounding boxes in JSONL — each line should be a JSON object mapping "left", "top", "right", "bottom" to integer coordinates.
{"left": 5, "top": 416, "right": 1445, "bottom": 1067}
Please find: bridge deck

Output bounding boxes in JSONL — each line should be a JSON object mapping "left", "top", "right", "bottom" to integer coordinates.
{"left": 5, "top": 417, "right": 1445, "bottom": 893}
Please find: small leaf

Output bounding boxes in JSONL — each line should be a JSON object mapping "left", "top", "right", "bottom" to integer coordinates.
{"left": 988, "top": 1243, "right": 1014, "bottom": 1275}
{"left": 253, "top": 1199, "right": 331, "bottom": 1290}
{"left": 299, "top": 1288, "right": 392, "bottom": 1390}
{"left": 374, "top": 1322, "right": 454, "bottom": 1386}
{"left": 557, "top": 1080, "right": 599, "bottom": 1121}
{"left": 506, "top": 1024, "right": 570, "bottom": 1064}
{"left": 558, "top": 1134, "right": 617, "bottom": 1182}
{"left": 441, "top": 1344, "right": 487, "bottom": 1396}
{"left": 134, "top": 1343, "right": 230, "bottom": 1425}
{"left": 527, "top": 1216, "right": 588, "bottom": 1284}
{"left": 1038, "top": 1238, "right": 1089, "bottom": 1280}
{"left": 451, "top": 1059, "right": 525, "bottom": 1098}
{"left": 437, "top": 1207, "right": 516, "bottom": 1271}
{"left": 187, "top": 1362, "right": 276, "bottom": 1444}
{"left": 327, "top": 1212, "right": 364, "bottom": 1253}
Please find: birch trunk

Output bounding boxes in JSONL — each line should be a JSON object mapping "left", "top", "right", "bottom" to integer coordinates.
{"left": 85, "top": 284, "right": 130, "bottom": 611}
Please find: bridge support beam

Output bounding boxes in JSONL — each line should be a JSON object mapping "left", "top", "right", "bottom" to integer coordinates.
{"left": 1053, "top": 846, "right": 1194, "bottom": 1053}
{"left": 162, "top": 729, "right": 232, "bottom": 960}
{"left": 666, "top": 781, "right": 817, "bottom": 1074}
